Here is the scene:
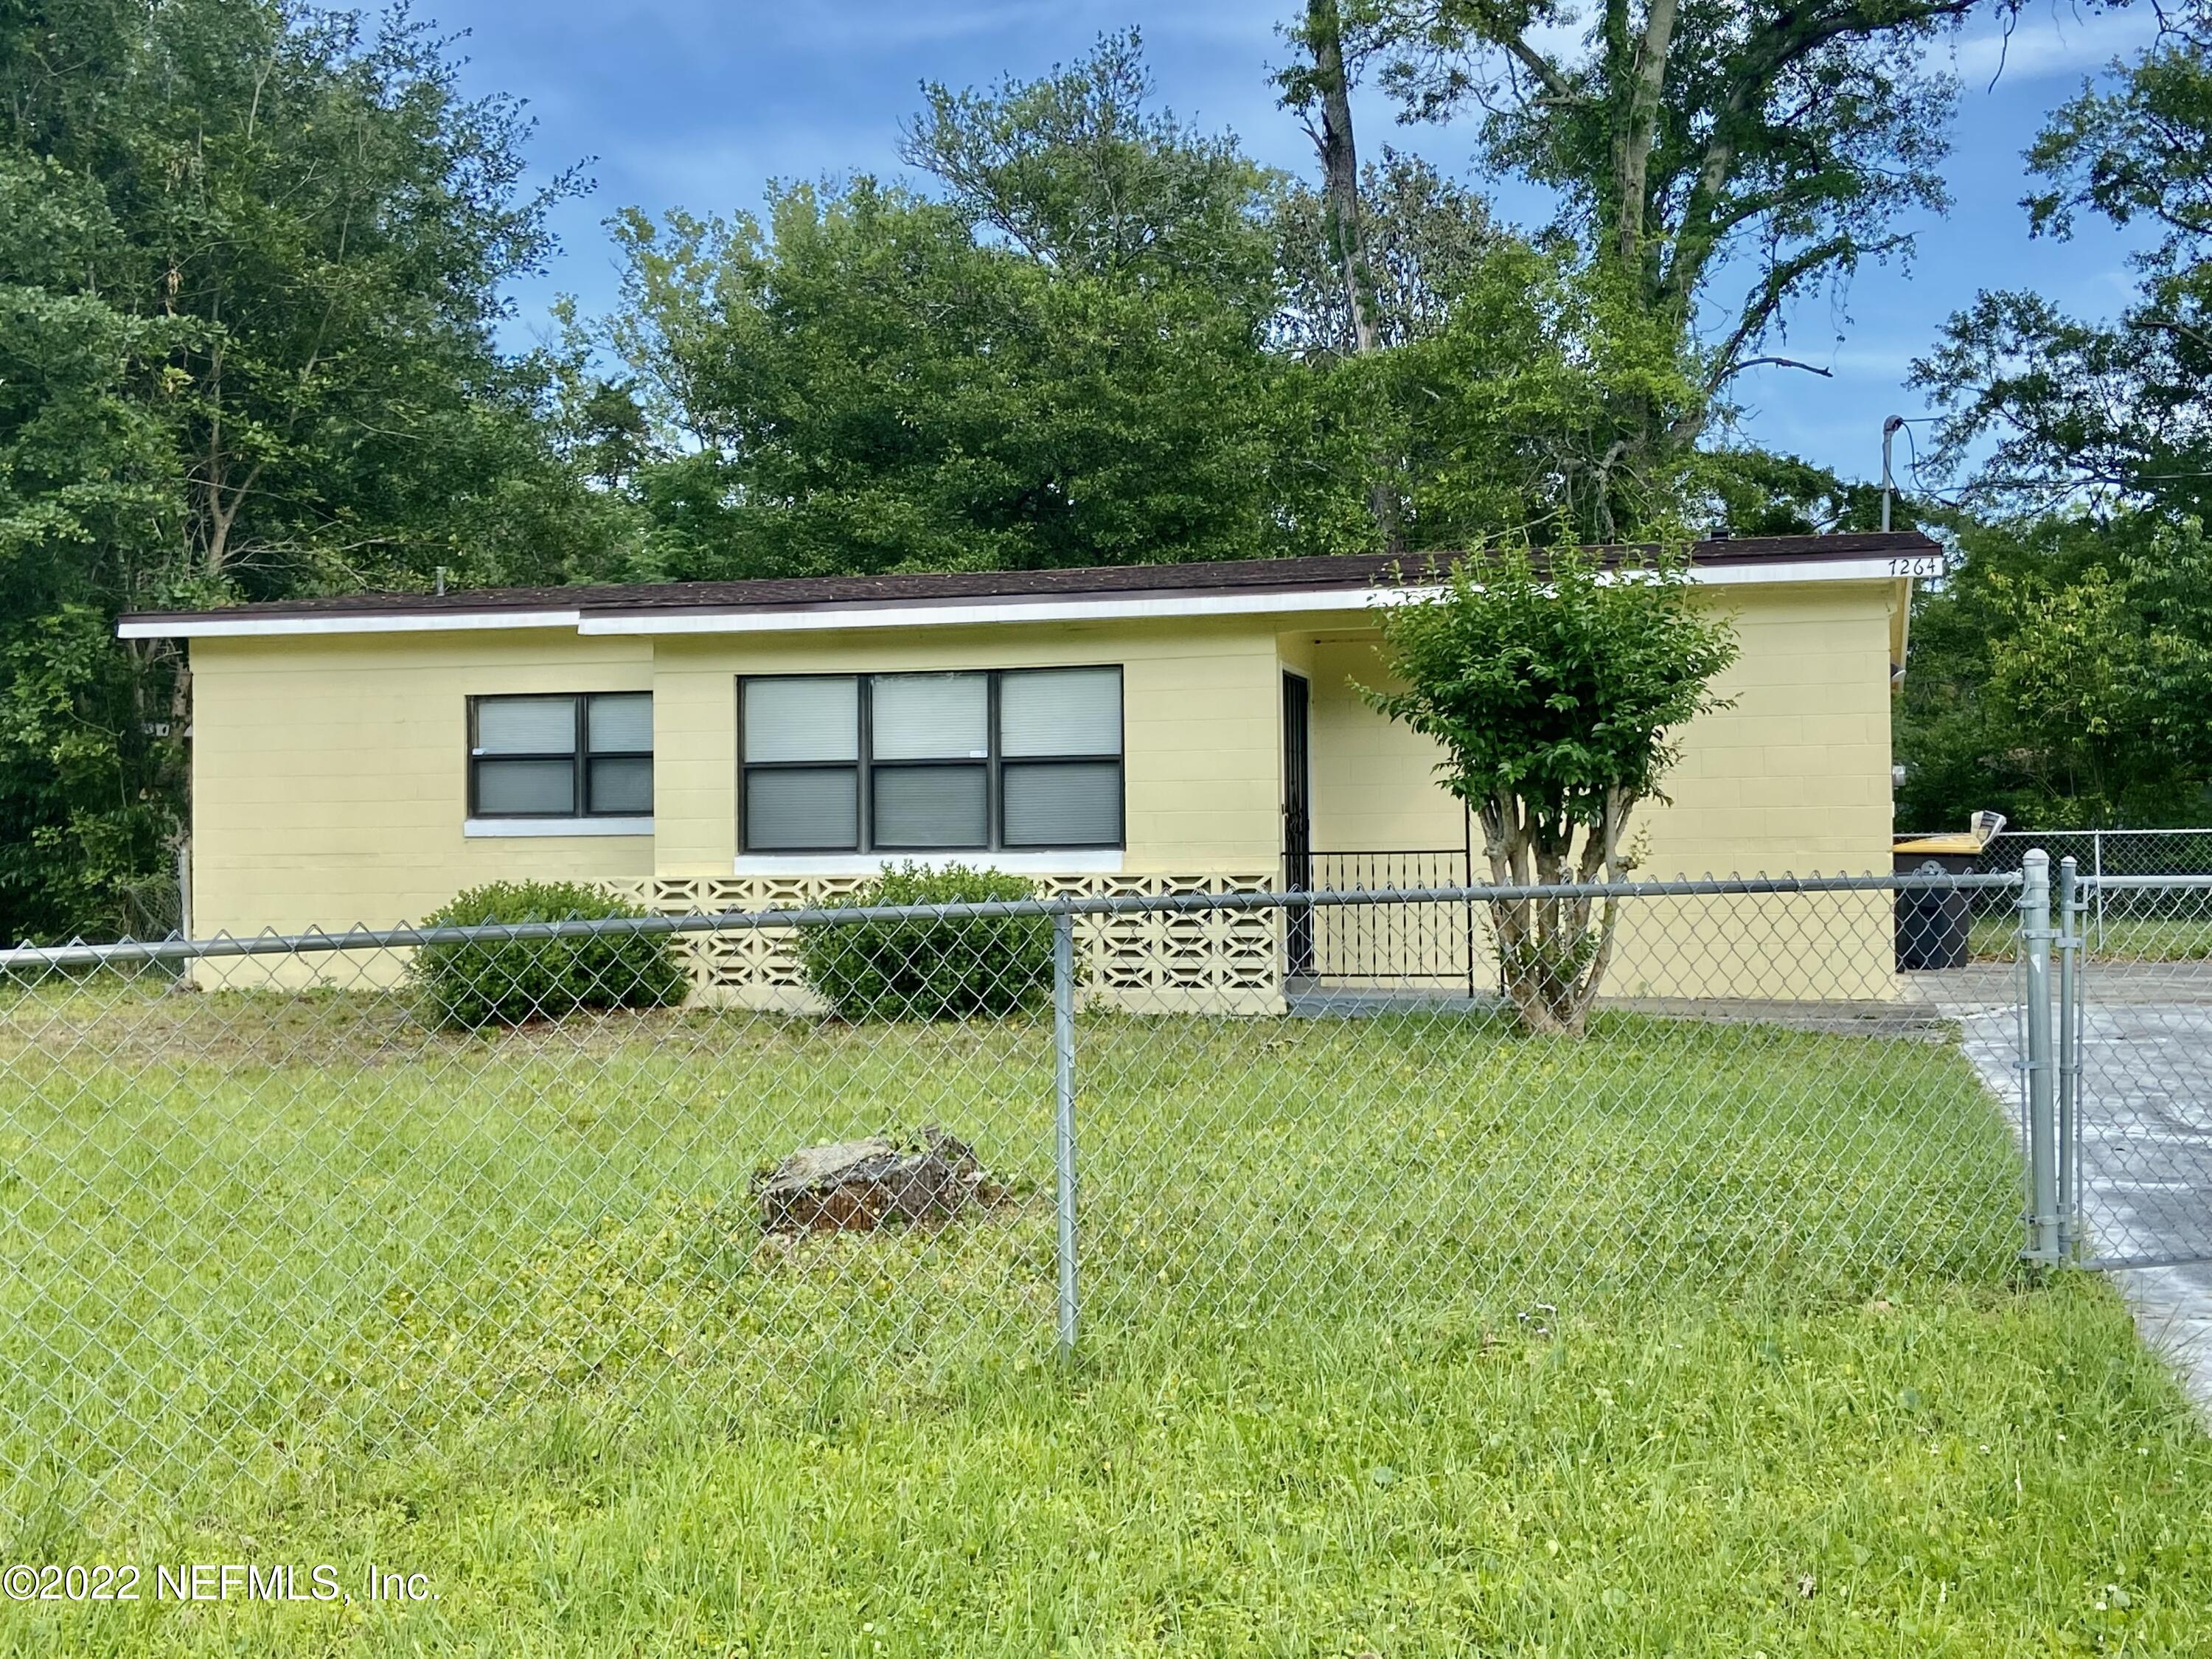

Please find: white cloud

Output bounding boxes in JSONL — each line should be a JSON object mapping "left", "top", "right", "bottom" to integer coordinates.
{"left": 1950, "top": 4, "right": 2160, "bottom": 86}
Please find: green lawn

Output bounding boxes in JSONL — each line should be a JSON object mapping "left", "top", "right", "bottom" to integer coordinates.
{"left": 1971, "top": 912, "right": 2212, "bottom": 964}
{"left": 1, "top": 983, "right": 2209, "bottom": 1655}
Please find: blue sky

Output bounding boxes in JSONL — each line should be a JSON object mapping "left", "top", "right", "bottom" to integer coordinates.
{"left": 430, "top": 0, "right": 2160, "bottom": 490}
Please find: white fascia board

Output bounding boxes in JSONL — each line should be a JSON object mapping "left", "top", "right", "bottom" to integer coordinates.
{"left": 117, "top": 552, "right": 1925, "bottom": 642}
{"left": 734, "top": 849, "right": 1124, "bottom": 877}
{"left": 582, "top": 587, "right": 1410, "bottom": 636}
{"left": 580, "top": 557, "right": 1919, "bottom": 636}
{"left": 116, "top": 610, "right": 582, "bottom": 640}
{"left": 1692, "top": 554, "right": 1934, "bottom": 585}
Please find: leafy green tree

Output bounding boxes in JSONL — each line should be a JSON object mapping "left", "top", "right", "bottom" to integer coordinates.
{"left": 1382, "top": 246, "right": 1706, "bottom": 545}
{"left": 594, "top": 38, "right": 1303, "bottom": 580}
{"left": 1904, "top": 20, "right": 2212, "bottom": 828}
{"left": 597, "top": 180, "right": 1290, "bottom": 579}
{"left": 0, "top": 0, "right": 612, "bottom": 941}
{"left": 597, "top": 27, "right": 1719, "bottom": 573}
{"left": 1355, "top": 0, "right": 2002, "bottom": 537}
{"left": 1698, "top": 448, "right": 1905, "bottom": 537}
{"left": 900, "top": 29, "right": 1280, "bottom": 299}
{"left": 1364, "top": 542, "right": 1739, "bottom": 1034}
{"left": 1896, "top": 514, "right": 2212, "bottom": 828}
{"left": 1277, "top": 0, "right": 1411, "bottom": 549}
{"left": 1276, "top": 2, "right": 1711, "bottom": 547}
{"left": 1271, "top": 151, "right": 1504, "bottom": 359}
{"left": 1915, "top": 22, "right": 2212, "bottom": 515}
{"left": 1268, "top": 147, "right": 1710, "bottom": 549}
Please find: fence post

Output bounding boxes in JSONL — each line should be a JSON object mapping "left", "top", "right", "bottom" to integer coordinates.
{"left": 2023, "top": 850, "right": 2062, "bottom": 1264}
{"left": 1052, "top": 908, "right": 1079, "bottom": 1360}
{"left": 175, "top": 835, "right": 193, "bottom": 943}
{"left": 2092, "top": 830, "right": 2105, "bottom": 955}
{"left": 2055, "top": 855, "right": 2079, "bottom": 1259}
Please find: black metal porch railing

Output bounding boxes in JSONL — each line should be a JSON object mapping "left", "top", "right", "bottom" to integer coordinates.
{"left": 1295, "top": 848, "right": 1490, "bottom": 995}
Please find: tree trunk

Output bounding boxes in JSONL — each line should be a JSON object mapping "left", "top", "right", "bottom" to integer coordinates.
{"left": 1302, "top": 0, "right": 1405, "bottom": 556}
{"left": 1612, "top": 0, "right": 1680, "bottom": 281}
{"left": 1478, "top": 789, "right": 1636, "bottom": 1035}
{"left": 1310, "top": 0, "right": 1377, "bottom": 360}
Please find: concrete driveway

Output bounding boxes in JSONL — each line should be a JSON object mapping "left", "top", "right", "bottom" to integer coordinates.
{"left": 1916, "top": 961, "right": 2212, "bottom": 1413}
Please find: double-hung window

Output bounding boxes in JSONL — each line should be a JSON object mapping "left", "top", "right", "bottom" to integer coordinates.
{"left": 469, "top": 693, "right": 653, "bottom": 819}
{"left": 739, "top": 667, "right": 1121, "bottom": 853}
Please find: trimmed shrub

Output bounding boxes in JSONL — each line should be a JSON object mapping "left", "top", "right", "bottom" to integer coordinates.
{"left": 411, "top": 880, "right": 689, "bottom": 1029}
{"left": 796, "top": 864, "right": 1051, "bottom": 1021}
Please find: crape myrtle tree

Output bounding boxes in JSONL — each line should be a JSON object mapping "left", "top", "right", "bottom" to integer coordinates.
{"left": 1365, "top": 542, "right": 1738, "bottom": 1034}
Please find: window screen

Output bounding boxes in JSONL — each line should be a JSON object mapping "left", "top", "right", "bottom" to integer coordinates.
{"left": 998, "top": 667, "right": 1122, "bottom": 848}
{"left": 999, "top": 667, "right": 1122, "bottom": 757}
{"left": 1002, "top": 761, "right": 1121, "bottom": 848}
{"left": 871, "top": 673, "right": 987, "bottom": 759}
{"left": 873, "top": 765, "right": 990, "bottom": 848}
{"left": 745, "top": 769, "right": 858, "bottom": 851}
{"left": 588, "top": 692, "right": 653, "bottom": 752}
{"left": 469, "top": 693, "right": 653, "bottom": 820}
{"left": 478, "top": 697, "right": 581, "bottom": 755}
{"left": 739, "top": 667, "right": 1122, "bottom": 853}
{"left": 744, "top": 677, "right": 858, "bottom": 762}
{"left": 740, "top": 678, "right": 861, "bottom": 851}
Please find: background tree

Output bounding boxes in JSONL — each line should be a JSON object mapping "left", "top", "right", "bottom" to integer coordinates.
{"left": 1915, "top": 15, "right": 2212, "bottom": 517}
{"left": 594, "top": 35, "right": 1372, "bottom": 578}
{"left": 900, "top": 28, "right": 1278, "bottom": 296}
{"left": 0, "top": 0, "right": 614, "bottom": 942}
{"left": 1382, "top": 246, "right": 1706, "bottom": 543}
{"left": 1697, "top": 448, "right": 1904, "bottom": 535}
{"left": 1364, "top": 542, "right": 1738, "bottom": 1034}
{"left": 1271, "top": 150, "right": 1503, "bottom": 357}
{"left": 1903, "top": 13, "right": 2212, "bottom": 830}
{"left": 593, "top": 29, "right": 1736, "bottom": 573}
{"left": 594, "top": 172, "right": 1290, "bottom": 580}
{"left": 1278, "top": 0, "right": 1408, "bottom": 549}
{"left": 1366, "top": 0, "right": 2003, "bottom": 538}
{"left": 1272, "top": 147, "right": 1712, "bottom": 547}
{"left": 1896, "top": 514, "right": 2212, "bottom": 829}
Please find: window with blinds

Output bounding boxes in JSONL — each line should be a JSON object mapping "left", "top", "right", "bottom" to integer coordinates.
{"left": 739, "top": 667, "right": 1122, "bottom": 854}
{"left": 469, "top": 692, "right": 653, "bottom": 819}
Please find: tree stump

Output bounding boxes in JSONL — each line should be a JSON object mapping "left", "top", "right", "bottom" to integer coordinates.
{"left": 754, "top": 1127, "right": 1004, "bottom": 1233}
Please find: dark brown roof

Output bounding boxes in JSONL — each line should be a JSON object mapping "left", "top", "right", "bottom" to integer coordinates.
{"left": 116, "top": 532, "right": 1938, "bottom": 629}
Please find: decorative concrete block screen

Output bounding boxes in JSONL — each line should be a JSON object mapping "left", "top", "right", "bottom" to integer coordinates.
{"left": 608, "top": 873, "right": 1283, "bottom": 1015}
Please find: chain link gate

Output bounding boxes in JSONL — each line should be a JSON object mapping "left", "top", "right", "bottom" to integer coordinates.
{"left": 2051, "top": 861, "right": 2212, "bottom": 1272}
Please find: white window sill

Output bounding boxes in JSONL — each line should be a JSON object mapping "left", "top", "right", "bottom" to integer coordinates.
{"left": 733, "top": 849, "right": 1124, "bottom": 877}
{"left": 465, "top": 817, "right": 654, "bottom": 838}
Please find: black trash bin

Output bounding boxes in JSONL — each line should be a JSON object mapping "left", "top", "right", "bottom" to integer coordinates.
{"left": 1892, "top": 837, "right": 1976, "bottom": 970}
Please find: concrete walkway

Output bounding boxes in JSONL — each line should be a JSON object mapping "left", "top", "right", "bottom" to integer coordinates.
{"left": 1927, "top": 967, "right": 2212, "bottom": 1416}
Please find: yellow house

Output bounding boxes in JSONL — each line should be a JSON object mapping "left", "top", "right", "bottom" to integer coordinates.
{"left": 118, "top": 532, "right": 1933, "bottom": 1010}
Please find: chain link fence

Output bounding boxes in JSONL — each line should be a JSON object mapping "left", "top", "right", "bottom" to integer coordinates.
{"left": 0, "top": 871, "right": 2101, "bottom": 1531}
{"left": 2058, "top": 869, "right": 2212, "bottom": 1271}
{"left": 1965, "top": 828, "right": 2212, "bottom": 882}
{"left": 1903, "top": 829, "right": 2212, "bottom": 959}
